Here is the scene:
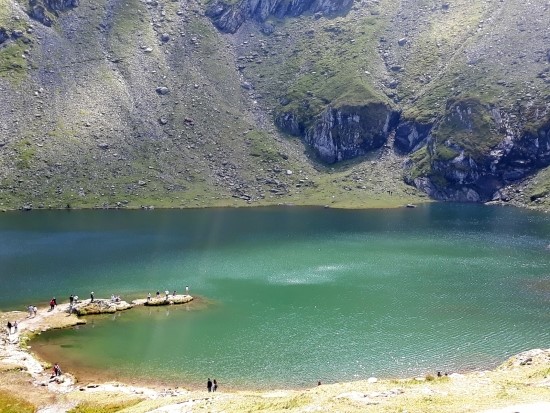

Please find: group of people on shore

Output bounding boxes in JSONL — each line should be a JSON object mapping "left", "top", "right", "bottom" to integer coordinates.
{"left": 27, "top": 305, "right": 38, "bottom": 317}
{"left": 147, "top": 286, "right": 190, "bottom": 301}
{"left": 207, "top": 378, "right": 218, "bottom": 392}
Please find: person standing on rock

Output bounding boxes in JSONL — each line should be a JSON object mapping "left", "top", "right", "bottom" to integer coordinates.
{"left": 33, "top": 306, "right": 37, "bottom": 316}
{"left": 49, "top": 298, "right": 55, "bottom": 310}
{"left": 7, "top": 321, "right": 12, "bottom": 335}
{"left": 69, "top": 295, "right": 74, "bottom": 306}
{"left": 207, "top": 378, "right": 212, "bottom": 392}
{"left": 53, "top": 297, "right": 57, "bottom": 307}
{"left": 90, "top": 292, "right": 94, "bottom": 302}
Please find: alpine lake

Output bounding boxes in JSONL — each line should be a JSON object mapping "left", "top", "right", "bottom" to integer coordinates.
{"left": 1, "top": 204, "right": 549, "bottom": 390}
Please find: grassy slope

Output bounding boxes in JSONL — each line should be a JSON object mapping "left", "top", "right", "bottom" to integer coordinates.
{"left": 0, "top": 0, "right": 548, "bottom": 211}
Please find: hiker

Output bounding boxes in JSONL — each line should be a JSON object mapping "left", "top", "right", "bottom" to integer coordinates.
{"left": 52, "top": 363, "right": 62, "bottom": 377}
{"left": 49, "top": 298, "right": 55, "bottom": 310}
{"left": 207, "top": 378, "right": 212, "bottom": 392}
{"left": 90, "top": 292, "right": 94, "bottom": 302}
{"left": 7, "top": 321, "right": 12, "bottom": 335}
{"left": 69, "top": 295, "right": 74, "bottom": 306}
{"left": 33, "top": 306, "right": 38, "bottom": 317}
{"left": 213, "top": 379, "right": 218, "bottom": 392}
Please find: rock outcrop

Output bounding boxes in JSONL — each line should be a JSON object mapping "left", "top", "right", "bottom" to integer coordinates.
{"left": 0, "top": 28, "right": 9, "bottom": 45}
{"left": 132, "top": 294, "right": 194, "bottom": 306}
{"left": 405, "top": 100, "right": 550, "bottom": 202}
{"left": 303, "top": 104, "right": 399, "bottom": 163}
{"left": 72, "top": 299, "right": 133, "bottom": 316}
{"left": 206, "top": 0, "right": 353, "bottom": 33}
{"left": 27, "top": 0, "right": 78, "bottom": 26}
{"left": 394, "top": 120, "right": 432, "bottom": 154}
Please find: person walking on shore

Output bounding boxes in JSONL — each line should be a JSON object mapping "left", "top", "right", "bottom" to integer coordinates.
{"left": 213, "top": 379, "right": 218, "bottom": 392}
{"left": 52, "top": 363, "right": 62, "bottom": 377}
{"left": 207, "top": 378, "right": 212, "bottom": 392}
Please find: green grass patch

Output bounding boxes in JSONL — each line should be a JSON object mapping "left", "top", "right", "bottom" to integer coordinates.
{"left": 433, "top": 97, "right": 503, "bottom": 161}
{"left": 246, "top": 130, "right": 281, "bottom": 162}
{"left": 0, "top": 39, "right": 29, "bottom": 82}
{"left": 110, "top": 0, "right": 143, "bottom": 44}
{"left": 408, "top": 146, "right": 431, "bottom": 179}
{"left": 14, "top": 139, "right": 36, "bottom": 169}
{"left": 245, "top": 13, "right": 390, "bottom": 132}
{"left": 0, "top": 390, "right": 36, "bottom": 413}
{"left": 67, "top": 399, "right": 142, "bottom": 413}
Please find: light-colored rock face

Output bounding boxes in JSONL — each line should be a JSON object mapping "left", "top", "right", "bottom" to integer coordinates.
{"left": 303, "top": 104, "right": 398, "bottom": 164}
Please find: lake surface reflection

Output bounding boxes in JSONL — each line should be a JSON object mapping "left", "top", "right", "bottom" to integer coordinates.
{"left": 1, "top": 204, "right": 549, "bottom": 389}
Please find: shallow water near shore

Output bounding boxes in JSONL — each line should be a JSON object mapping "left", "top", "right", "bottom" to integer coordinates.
{"left": 1, "top": 204, "right": 549, "bottom": 389}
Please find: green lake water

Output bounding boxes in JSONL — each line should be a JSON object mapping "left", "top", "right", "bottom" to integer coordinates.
{"left": 0, "top": 204, "right": 549, "bottom": 389}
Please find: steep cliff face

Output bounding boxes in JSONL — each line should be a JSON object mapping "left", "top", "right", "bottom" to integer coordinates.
{"left": 206, "top": 0, "right": 352, "bottom": 33}
{"left": 394, "top": 120, "right": 431, "bottom": 154}
{"left": 405, "top": 100, "right": 550, "bottom": 202}
{"left": 301, "top": 104, "right": 399, "bottom": 164}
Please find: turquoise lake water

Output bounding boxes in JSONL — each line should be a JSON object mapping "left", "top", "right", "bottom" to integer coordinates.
{"left": 0, "top": 204, "right": 549, "bottom": 389}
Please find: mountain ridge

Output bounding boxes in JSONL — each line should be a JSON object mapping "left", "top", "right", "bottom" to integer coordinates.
{"left": 0, "top": 0, "right": 549, "bottom": 211}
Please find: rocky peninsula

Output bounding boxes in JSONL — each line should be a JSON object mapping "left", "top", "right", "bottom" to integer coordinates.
{"left": 0, "top": 298, "right": 549, "bottom": 412}
{"left": 71, "top": 294, "right": 193, "bottom": 315}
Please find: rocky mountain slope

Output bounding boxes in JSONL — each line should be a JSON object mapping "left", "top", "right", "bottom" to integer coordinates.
{"left": 0, "top": 0, "right": 548, "bottom": 210}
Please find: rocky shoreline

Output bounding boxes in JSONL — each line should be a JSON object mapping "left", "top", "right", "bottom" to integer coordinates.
{"left": 71, "top": 294, "right": 193, "bottom": 315}
{"left": 0, "top": 300, "right": 549, "bottom": 412}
